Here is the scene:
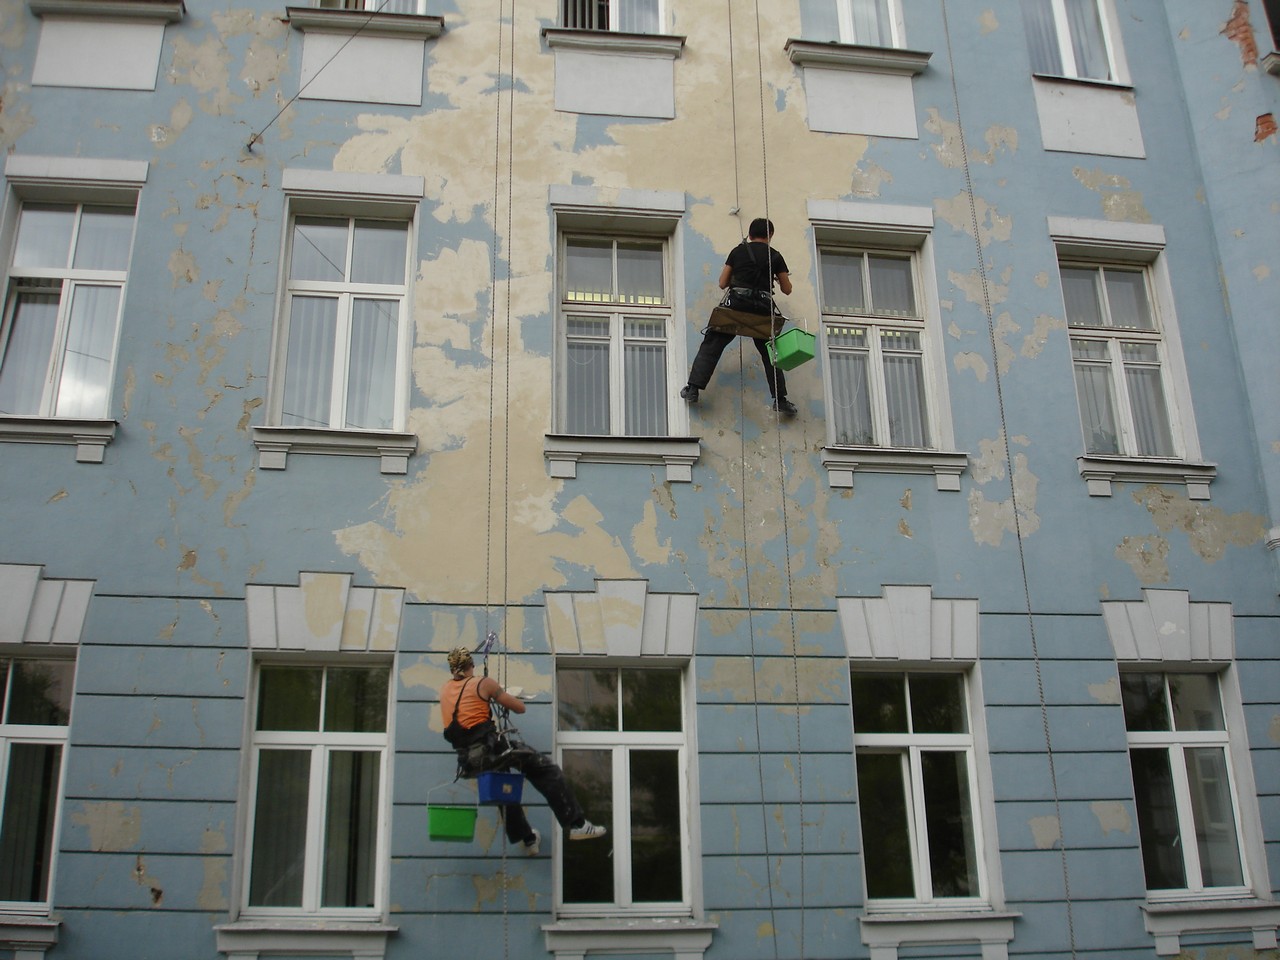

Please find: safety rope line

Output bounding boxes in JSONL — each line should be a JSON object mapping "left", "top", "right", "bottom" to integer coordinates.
{"left": 940, "top": 4, "right": 1077, "bottom": 955}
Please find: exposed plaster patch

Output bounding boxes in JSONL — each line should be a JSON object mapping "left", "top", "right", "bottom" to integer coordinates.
{"left": 978, "top": 125, "right": 1018, "bottom": 163}
{"left": 899, "top": 489, "right": 912, "bottom": 510}
{"left": 699, "top": 656, "right": 843, "bottom": 704}
{"left": 1071, "top": 167, "right": 1152, "bottom": 223}
{"left": 150, "top": 98, "right": 194, "bottom": 149}
{"left": 0, "top": 80, "right": 35, "bottom": 152}
{"left": 1254, "top": 263, "right": 1272, "bottom": 282}
{"left": 970, "top": 434, "right": 1008, "bottom": 485}
{"left": 947, "top": 321, "right": 964, "bottom": 339}
{"left": 1034, "top": 271, "right": 1049, "bottom": 288}
{"left": 897, "top": 518, "right": 912, "bottom": 538}
{"left": 1132, "top": 487, "right": 1266, "bottom": 562}
{"left": 968, "top": 438, "right": 1039, "bottom": 547}
{"left": 72, "top": 801, "right": 141, "bottom": 852}
{"left": 851, "top": 159, "right": 892, "bottom": 198}
{"left": 1221, "top": 0, "right": 1259, "bottom": 68}
{"left": 1269, "top": 715, "right": 1280, "bottom": 744}
{"left": 168, "top": 34, "right": 243, "bottom": 115}
{"left": 935, "top": 191, "right": 1012, "bottom": 247}
{"left": 1087, "top": 676, "right": 1121, "bottom": 705}
{"left": 1115, "top": 535, "right": 1171, "bottom": 584}
{"left": 212, "top": 9, "right": 291, "bottom": 96}
{"left": 979, "top": 10, "right": 999, "bottom": 34}
{"left": 472, "top": 872, "right": 535, "bottom": 912}
{"left": 46, "top": 489, "right": 67, "bottom": 504}
{"left": 924, "top": 109, "right": 965, "bottom": 169}
{"left": 134, "top": 855, "right": 163, "bottom": 907}
{"left": 0, "top": 2, "right": 26, "bottom": 49}
{"left": 1091, "top": 801, "right": 1132, "bottom": 835}
{"left": 1028, "top": 814, "right": 1061, "bottom": 849}
{"left": 1021, "top": 313, "right": 1065, "bottom": 360}
{"left": 949, "top": 267, "right": 1009, "bottom": 307}
{"left": 993, "top": 311, "right": 1018, "bottom": 374}
{"left": 631, "top": 498, "right": 672, "bottom": 564}
{"left": 122, "top": 366, "right": 137, "bottom": 417}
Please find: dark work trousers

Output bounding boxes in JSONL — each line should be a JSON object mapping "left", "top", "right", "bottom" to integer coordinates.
{"left": 496, "top": 750, "right": 585, "bottom": 844}
{"left": 687, "top": 330, "right": 788, "bottom": 399}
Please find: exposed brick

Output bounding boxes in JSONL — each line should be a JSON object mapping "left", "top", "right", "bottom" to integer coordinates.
{"left": 1257, "top": 112, "right": 1278, "bottom": 141}
{"left": 1223, "top": 0, "right": 1260, "bottom": 67}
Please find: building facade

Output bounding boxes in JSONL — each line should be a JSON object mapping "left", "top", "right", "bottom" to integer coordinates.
{"left": 0, "top": 1, "right": 1277, "bottom": 958}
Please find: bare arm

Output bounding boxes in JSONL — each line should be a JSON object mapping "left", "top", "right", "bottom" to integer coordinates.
{"left": 776, "top": 271, "right": 793, "bottom": 296}
{"left": 718, "top": 263, "right": 733, "bottom": 290}
{"left": 478, "top": 675, "right": 526, "bottom": 714}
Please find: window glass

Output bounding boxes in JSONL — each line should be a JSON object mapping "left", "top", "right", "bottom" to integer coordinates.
{"left": 322, "top": 750, "right": 381, "bottom": 907}
{"left": 616, "top": 242, "right": 663, "bottom": 304}
{"left": 350, "top": 221, "right": 407, "bottom": 286}
{"left": 1169, "top": 674, "right": 1224, "bottom": 732}
{"left": 852, "top": 673, "right": 907, "bottom": 732}
{"left": 1103, "top": 269, "right": 1152, "bottom": 329}
{"left": 868, "top": 255, "right": 915, "bottom": 316}
{"left": 921, "top": 750, "right": 979, "bottom": 896}
{"left": 1129, "top": 747, "right": 1185, "bottom": 889}
{"left": 910, "top": 674, "right": 966, "bottom": 734}
{"left": 566, "top": 239, "right": 613, "bottom": 301}
{"left": 325, "top": 667, "right": 390, "bottom": 733}
{"left": 620, "top": 668, "right": 682, "bottom": 732}
{"left": 249, "top": 748, "right": 311, "bottom": 906}
{"left": 346, "top": 300, "right": 399, "bottom": 430}
{"left": 257, "top": 666, "right": 323, "bottom": 731}
{"left": 1121, "top": 673, "right": 1169, "bottom": 731}
{"left": 820, "top": 251, "right": 866, "bottom": 313}
{"left": 0, "top": 742, "right": 63, "bottom": 902}
{"left": 558, "top": 668, "right": 619, "bottom": 731}
{"left": 856, "top": 751, "right": 913, "bottom": 897}
{"left": 7, "top": 659, "right": 74, "bottom": 726}
{"left": 55, "top": 284, "right": 122, "bottom": 419}
{"left": 561, "top": 748, "right": 614, "bottom": 903}
{"left": 13, "top": 206, "right": 75, "bottom": 269}
{"left": 73, "top": 207, "right": 135, "bottom": 272}
{"left": 0, "top": 290, "right": 59, "bottom": 416}
{"left": 1061, "top": 267, "right": 1103, "bottom": 327}
{"left": 629, "top": 749, "right": 681, "bottom": 901}
{"left": 291, "top": 218, "right": 348, "bottom": 283}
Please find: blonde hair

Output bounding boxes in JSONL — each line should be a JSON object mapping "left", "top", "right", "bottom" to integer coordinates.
{"left": 447, "top": 646, "right": 474, "bottom": 676}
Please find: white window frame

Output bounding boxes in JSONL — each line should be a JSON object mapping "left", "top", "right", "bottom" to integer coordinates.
{"left": 0, "top": 656, "right": 74, "bottom": 914}
{"left": 833, "top": 0, "right": 905, "bottom": 47}
{"left": 314, "top": 0, "right": 429, "bottom": 12}
{"left": 559, "top": 0, "right": 664, "bottom": 33}
{"left": 553, "top": 663, "right": 693, "bottom": 918}
{"left": 240, "top": 661, "right": 392, "bottom": 920}
{"left": 1026, "top": 0, "right": 1129, "bottom": 84}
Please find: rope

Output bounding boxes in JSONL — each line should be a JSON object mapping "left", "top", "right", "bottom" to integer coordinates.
{"left": 940, "top": 3, "right": 1076, "bottom": 954}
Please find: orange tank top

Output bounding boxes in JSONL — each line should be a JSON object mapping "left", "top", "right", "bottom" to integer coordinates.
{"left": 440, "top": 677, "right": 491, "bottom": 730}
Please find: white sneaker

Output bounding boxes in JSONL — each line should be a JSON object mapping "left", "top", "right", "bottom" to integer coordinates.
{"left": 523, "top": 828, "right": 541, "bottom": 856}
{"left": 569, "top": 820, "right": 607, "bottom": 840}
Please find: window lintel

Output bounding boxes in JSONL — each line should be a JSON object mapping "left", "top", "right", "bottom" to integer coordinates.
{"left": 0, "top": 916, "right": 60, "bottom": 960}
{"left": 542, "top": 917, "right": 716, "bottom": 959}
{"left": 541, "top": 27, "right": 685, "bottom": 58}
{"left": 544, "top": 435, "right": 700, "bottom": 483}
{"left": 822, "top": 447, "right": 967, "bottom": 492}
{"left": 28, "top": 0, "right": 184, "bottom": 21}
{"left": 785, "top": 38, "right": 931, "bottom": 75}
{"left": 1077, "top": 455, "right": 1216, "bottom": 500}
{"left": 252, "top": 426, "right": 417, "bottom": 475}
{"left": 0, "top": 417, "right": 116, "bottom": 463}
{"left": 1141, "top": 898, "right": 1280, "bottom": 957}
{"left": 285, "top": 6, "right": 443, "bottom": 39}
{"left": 859, "top": 910, "right": 1018, "bottom": 960}
{"left": 214, "top": 920, "right": 397, "bottom": 959}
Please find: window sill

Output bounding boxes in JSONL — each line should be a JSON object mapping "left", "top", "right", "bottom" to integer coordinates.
{"left": 252, "top": 426, "right": 417, "bottom": 475}
{"left": 821, "top": 446, "right": 968, "bottom": 491}
{"left": 0, "top": 416, "right": 116, "bottom": 463}
{"left": 285, "top": 6, "right": 444, "bottom": 39}
{"left": 544, "top": 434, "right": 700, "bottom": 483}
{"left": 28, "top": 0, "right": 184, "bottom": 21}
{"left": 1264, "top": 51, "right": 1280, "bottom": 76}
{"left": 859, "top": 910, "right": 1018, "bottom": 960}
{"left": 542, "top": 917, "right": 716, "bottom": 960}
{"left": 1032, "top": 71, "right": 1133, "bottom": 91}
{"left": 541, "top": 27, "right": 685, "bottom": 58}
{"left": 1141, "top": 898, "right": 1280, "bottom": 957}
{"left": 0, "top": 915, "right": 60, "bottom": 960}
{"left": 1077, "top": 455, "right": 1217, "bottom": 500}
{"left": 784, "top": 39, "right": 931, "bottom": 75}
{"left": 215, "top": 919, "right": 396, "bottom": 960}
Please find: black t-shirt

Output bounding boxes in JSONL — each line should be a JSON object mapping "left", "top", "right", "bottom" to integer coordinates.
{"left": 726, "top": 241, "right": 788, "bottom": 291}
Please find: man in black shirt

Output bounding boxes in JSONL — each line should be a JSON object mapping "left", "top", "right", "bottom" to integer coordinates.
{"left": 681, "top": 218, "right": 797, "bottom": 416}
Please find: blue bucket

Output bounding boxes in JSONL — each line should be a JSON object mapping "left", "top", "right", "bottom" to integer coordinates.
{"left": 477, "top": 770, "right": 524, "bottom": 805}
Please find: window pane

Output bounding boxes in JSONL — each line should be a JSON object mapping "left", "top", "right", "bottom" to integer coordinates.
{"left": 617, "top": 243, "right": 663, "bottom": 304}
{"left": 8, "top": 660, "right": 74, "bottom": 726}
{"left": 1065, "top": 0, "right": 1111, "bottom": 80}
{"left": 322, "top": 750, "right": 381, "bottom": 907}
{"left": 829, "top": 326, "right": 874, "bottom": 446}
{"left": 1123, "top": 361, "right": 1174, "bottom": 457}
{"left": 1169, "top": 675, "right": 1224, "bottom": 732}
{"left": 0, "top": 662, "right": 7, "bottom": 718}
{"left": 1121, "top": 674, "right": 1170, "bottom": 732}
{"left": 1129, "top": 747, "right": 1186, "bottom": 889}
{"left": 281, "top": 296, "right": 338, "bottom": 428}
{"left": 566, "top": 318, "right": 610, "bottom": 435}
{"left": 882, "top": 334, "right": 928, "bottom": 448}
{"left": 820, "top": 252, "right": 866, "bottom": 313}
{"left": 565, "top": 240, "right": 613, "bottom": 301}
{"left": 1072, "top": 350, "right": 1120, "bottom": 454}
{"left": 849, "top": 0, "right": 892, "bottom": 45}
{"left": 1062, "top": 268, "right": 1104, "bottom": 327}
{"left": 921, "top": 750, "right": 979, "bottom": 897}
{"left": 1184, "top": 747, "right": 1243, "bottom": 887}
{"left": 13, "top": 206, "right": 75, "bottom": 269}
{"left": 852, "top": 674, "right": 907, "bottom": 733}
{"left": 0, "top": 288, "right": 60, "bottom": 416}
{"left": 868, "top": 256, "right": 915, "bottom": 316}
{"left": 562, "top": 749, "right": 614, "bottom": 903}
{"left": 1104, "top": 269, "right": 1152, "bottom": 329}
{"left": 249, "top": 749, "right": 311, "bottom": 907}
{"left": 291, "top": 218, "right": 348, "bottom": 283}
{"left": 324, "top": 667, "right": 390, "bottom": 733}
{"left": 856, "top": 751, "right": 914, "bottom": 898}
{"left": 349, "top": 221, "right": 406, "bottom": 286}
{"left": 623, "top": 337, "right": 666, "bottom": 436}
{"left": 73, "top": 207, "right": 134, "bottom": 272}
{"left": 909, "top": 675, "right": 966, "bottom": 734}
{"left": 257, "top": 666, "right": 323, "bottom": 731}
{"left": 54, "top": 284, "right": 121, "bottom": 418}
{"left": 558, "top": 669, "right": 619, "bottom": 731}
{"left": 629, "top": 750, "right": 681, "bottom": 902}
{"left": 0, "top": 743, "right": 62, "bottom": 902}
{"left": 1024, "top": 0, "right": 1063, "bottom": 74}
{"left": 621, "top": 669, "right": 681, "bottom": 732}
{"left": 346, "top": 299, "right": 398, "bottom": 430}
{"left": 616, "top": 0, "right": 659, "bottom": 33}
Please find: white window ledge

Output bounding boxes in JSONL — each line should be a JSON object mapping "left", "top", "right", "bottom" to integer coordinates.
{"left": 544, "top": 434, "right": 701, "bottom": 483}
{"left": 0, "top": 916, "right": 60, "bottom": 960}
{"left": 285, "top": 6, "right": 444, "bottom": 38}
{"left": 215, "top": 920, "right": 397, "bottom": 960}
{"left": 1077, "top": 455, "right": 1217, "bottom": 500}
{"left": 860, "top": 910, "right": 1019, "bottom": 960}
{"left": 1264, "top": 51, "right": 1280, "bottom": 76}
{"left": 784, "top": 39, "right": 931, "bottom": 75}
{"left": 541, "top": 27, "right": 685, "bottom": 58}
{"left": 1031, "top": 71, "right": 1134, "bottom": 92}
{"left": 253, "top": 426, "right": 417, "bottom": 475}
{"left": 543, "top": 917, "right": 716, "bottom": 960}
{"left": 28, "top": 0, "right": 184, "bottom": 20}
{"left": 1142, "top": 898, "right": 1280, "bottom": 956}
{"left": 1267, "top": 525, "right": 1280, "bottom": 552}
{"left": 0, "top": 416, "right": 116, "bottom": 463}
{"left": 822, "top": 446, "right": 968, "bottom": 491}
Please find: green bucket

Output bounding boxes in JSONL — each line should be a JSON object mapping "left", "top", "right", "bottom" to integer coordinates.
{"left": 767, "top": 328, "right": 816, "bottom": 370}
{"left": 428, "top": 804, "right": 478, "bottom": 842}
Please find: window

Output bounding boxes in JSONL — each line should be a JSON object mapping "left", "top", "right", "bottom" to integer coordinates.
{"left": 809, "top": 0, "right": 902, "bottom": 47}
{"left": 851, "top": 672, "right": 985, "bottom": 905}
{"left": 560, "top": 0, "right": 660, "bottom": 33}
{"left": 820, "top": 248, "right": 932, "bottom": 449}
{"left": 0, "top": 658, "right": 74, "bottom": 907}
{"left": 0, "top": 202, "right": 135, "bottom": 419}
{"left": 1265, "top": 0, "right": 1280, "bottom": 49}
{"left": 559, "top": 235, "right": 674, "bottom": 437}
{"left": 271, "top": 216, "right": 411, "bottom": 433}
{"left": 1025, "top": 0, "right": 1116, "bottom": 80}
{"left": 556, "top": 666, "right": 689, "bottom": 913}
{"left": 1062, "top": 263, "right": 1176, "bottom": 459}
{"left": 1121, "top": 673, "right": 1249, "bottom": 896}
{"left": 244, "top": 664, "right": 390, "bottom": 914}
{"left": 314, "top": 0, "right": 427, "bottom": 11}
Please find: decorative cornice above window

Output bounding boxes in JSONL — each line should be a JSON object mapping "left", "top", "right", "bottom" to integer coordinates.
{"left": 29, "top": 0, "right": 184, "bottom": 21}
{"left": 1077, "top": 455, "right": 1216, "bottom": 500}
{"left": 546, "top": 580, "right": 697, "bottom": 658}
{"left": 1141, "top": 898, "right": 1280, "bottom": 957}
{"left": 1264, "top": 51, "right": 1280, "bottom": 76}
{"left": 1101, "top": 589, "right": 1234, "bottom": 664}
{"left": 822, "top": 446, "right": 967, "bottom": 491}
{"left": 838, "top": 585, "right": 979, "bottom": 662}
{"left": 252, "top": 426, "right": 417, "bottom": 475}
{"left": 0, "top": 416, "right": 116, "bottom": 463}
{"left": 859, "top": 911, "right": 1018, "bottom": 960}
{"left": 285, "top": 6, "right": 443, "bottom": 39}
{"left": 543, "top": 918, "right": 716, "bottom": 960}
{"left": 215, "top": 920, "right": 397, "bottom": 960}
{"left": 541, "top": 27, "right": 685, "bottom": 58}
{"left": 0, "top": 564, "right": 95, "bottom": 646}
{"left": 784, "top": 39, "right": 931, "bottom": 75}
{"left": 544, "top": 435, "right": 700, "bottom": 483}
{"left": 246, "top": 572, "right": 405, "bottom": 654}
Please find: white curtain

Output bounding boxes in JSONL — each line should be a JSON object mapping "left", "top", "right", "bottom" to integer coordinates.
{"left": 1072, "top": 340, "right": 1120, "bottom": 453}
{"left": 55, "top": 284, "right": 122, "bottom": 419}
{"left": 322, "top": 750, "right": 381, "bottom": 908}
{"left": 346, "top": 299, "right": 398, "bottom": 430}
{"left": 1024, "top": 0, "right": 1062, "bottom": 74}
{"left": 820, "top": 252, "right": 866, "bottom": 313}
{"left": 617, "top": 0, "right": 659, "bottom": 33}
{"left": 13, "top": 207, "right": 74, "bottom": 269}
{"left": 73, "top": 208, "right": 134, "bottom": 272}
{"left": 829, "top": 331, "right": 874, "bottom": 445}
{"left": 249, "top": 750, "right": 310, "bottom": 907}
{"left": 616, "top": 243, "right": 663, "bottom": 304}
{"left": 882, "top": 332, "right": 928, "bottom": 448}
{"left": 566, "top": 240, "right": 613, "bottom": 302}
{"left": 869, "top": 256, "right": 915, "bottom": 316}
{"left": 849, "top": 0, "right": 891, "bottom": 46}
{"left": 291, "top": 218, "right": 347, "bottom": 283}
{"left": 624, "top": 318, "right": 667, "bottom": 436}
{"left": 0, "top": 289, "right": 59, "bottom": 415}
{"left": 1184, "top": 747, "right": 1244, "bottom": 887}
{"left": 566, "top": 316, "right": 610, "bottom": 435}
{"left": 282, "top": 296, "right": 338, "bottom": 427}
{"left": 1065, "top": 0, "right": 1110, "bottom": 79}
{"left": 1122, "top": 345, "right": 1174, "bottom": 456}
{"left": 350, "top": 221, "right": 406, "bottom": 286}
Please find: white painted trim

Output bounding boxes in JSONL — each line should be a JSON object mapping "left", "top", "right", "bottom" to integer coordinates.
{"left": 785, "top": 39, "right": 930, "bottom": 75}
{"left": 821, "top": 447, "right": 967, "bottom": 491}
{"left": 543, "top": 435, "right": 701, "bottom": 482}
{"left": 29, "top": 0, "right": 184, "bottom": 21}
{"left": 281, "top": 168, "right": 425, "bottom": 203}
{"left": 810, "top": 199, "right": 933, "bottom": 235}
{"left": 859, "top": 911, "right": 1018, "bottom": 960}
{"left": 0, "top": 916, "right": 60, "bottom": 960}
{"left": 214, "top": 920, "right": 397, "bottom": 960}
{"left": 541, "top": 27, "right": 685, "bottom": 58}
{"left": 4, "top": 155, "right": 148, "bottom": 187}
{"left": 1141, "top": 899, "right": 1280, "bottom": 956}
{"left": 542, "top": 918, "right": 716, "bottom": 960}
{"left": 1047, "top": 216, "right": 1165, "bottom": 253}
{"left": 285, "top": 6, "right": 443, "bottom": 38}
{"left": 251, "top": 426, "right": 417, "bottom": 475}
{"left": 550, "top": 184, "right": 686, "bottom": 220}
{"left": 0, "top": 417, "right": 116, "bottom": 463}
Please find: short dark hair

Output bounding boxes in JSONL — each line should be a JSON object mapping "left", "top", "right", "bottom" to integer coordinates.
{"left": 748, "top": 218, "right": 774, "bottom": 240}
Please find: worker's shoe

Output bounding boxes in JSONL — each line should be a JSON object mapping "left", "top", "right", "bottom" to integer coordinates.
{"left": 569, "top": 820, "right": 607, "bottom": 840}
{"left": 680, "top": 384, "right": 699, "bottom": 403}
{"left": 772, "top": 397, "right": 798, "bottom": 417}
{"left": 523, "top": 829, "right": 541, "bottom": 856}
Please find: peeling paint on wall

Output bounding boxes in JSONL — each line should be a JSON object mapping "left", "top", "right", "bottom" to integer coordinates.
{"left": 1072, "top": 167, "right": 1153, "bottom": 223}
{"left": 1090, "top": 801, "right": 1132, "bottom": 835}
{"left": 1132, "top": 487, "right": 1266, "bottom": 562}
{"left": 1029, "top": 814, "right": 1061, "bottom": 849}
{"left": 1221, "top": 0, "right": 1260, "bottom": 68}
{"left": 1116, "top": 535, "right": 1171, "bottom": 584}
{"left": 979, "top": 10, "right": 999, "bottom": 35}
{"left": 72, "top": 801, "right": 141, "bottom": 852}
{"left": 935, "top": 191, "right": 1012, "bottom": 247}
{"left": 1087, "top": 676, "right": 1121, "bottom": 704}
